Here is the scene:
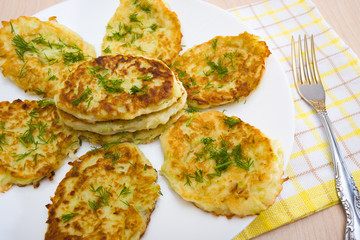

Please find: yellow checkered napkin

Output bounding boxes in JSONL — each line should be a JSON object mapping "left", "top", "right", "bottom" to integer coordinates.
{"left": 228, "top": 0, "right": 360, "bottom": 239}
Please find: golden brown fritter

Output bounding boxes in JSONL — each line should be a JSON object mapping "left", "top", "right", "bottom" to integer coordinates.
{"left": 0, "top": 16, "right": 96, "bottom": 98}
{"left": 79, "top": 109, "right": 185, "bottom": 145}
{"left": 0, "top": 99, "right": 80, "bottom": 192}
{"left": 54, "top": 55, "right": 183, "bottom": 122}
{"left": 172, "top": 32, "right": 271, "bottom": 108}
{"left": 102, "top": 0, "right": 182, "bottom": 66}
{"left": 160, "top": 110, "right": 284, "bottom": 217}
{"left": 57, "top": 87, "right": 187, "bottom": 135}
{"left": 45, "top": 143, "right": 160, "bottom": 240}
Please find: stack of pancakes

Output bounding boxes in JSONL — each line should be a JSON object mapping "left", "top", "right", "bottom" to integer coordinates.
{"left": 54, "top": 54, "right": 187, "bottom": 145}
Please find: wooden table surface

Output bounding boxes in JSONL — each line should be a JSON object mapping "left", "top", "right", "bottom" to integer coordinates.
{"left": 1, "top": 0, "right": 359, "bottom": 239}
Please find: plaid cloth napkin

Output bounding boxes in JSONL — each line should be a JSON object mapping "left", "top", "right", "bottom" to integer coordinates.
{"left": 227, "top": 0, "right": 360, "bottom": 239}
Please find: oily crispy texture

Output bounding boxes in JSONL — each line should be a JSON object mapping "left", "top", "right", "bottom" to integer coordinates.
{"left": 57, "top": 88, "right": 186, "bottom": 134}
{"left": 45, "top": 143, "right": 160, "bottom": 240}
{"left": 55, "top": 55, "right": 183, "bottom": 122}
{"left": 160, "top": 110, "right": 284, "bottom": 217}
{"left": 0, "top": 99, "right": 80, "bottom": 193}
{"left": 173, "top": 32, "right": 271, "bottom": 108}
{"left": 102, "top": 0, "right": 182, "bottom": 66}
{"left": 0, "top": 16, "right": 96, "bottom": 98}
{"left": 79, "top": 109, "right": 185, "bottom": 145}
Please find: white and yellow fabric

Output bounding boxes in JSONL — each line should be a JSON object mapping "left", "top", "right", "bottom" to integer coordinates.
{"left": 228, "top": 0, "right": 360, "bottom": 239}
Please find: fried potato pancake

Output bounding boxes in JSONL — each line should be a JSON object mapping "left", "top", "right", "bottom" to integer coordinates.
{"left": 101, "top": 0, "right": 182, "bottom": 65}
{"left": 45, "top": 143, "right": 160, "bottom": 240}
{"left": 58, "top": 88, "right": 187, "bottom": 134}
{"left": 55, "top": 55, "right": 183, "bottom": 122}
{"left": 172, "top": 32, "right": 270, "bottom": 108}
{"left": 0, "top": 99, "right": 81, "bottom": 192}
{"left": 0, "top": 16, "right": 96, "bottom": 98}
{"left": 160, "top": 110, "right": 284, "bottom": 217}
{"left": 79, "top": 109, "right": 185, "bottom": 145}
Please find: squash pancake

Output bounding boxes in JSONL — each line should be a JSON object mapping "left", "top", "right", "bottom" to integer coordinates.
{"left": 45, "top": 143, "right": 160, "bottom": 240}
{"left": 58, "top": 88, "right": 187, "bottom": 134}
{"left": 172, "top": 32, "right": 270, "bottom": 108}
{"left": 0, "top": 16, "right": 96, "bottom": 98}
{"left": 54, "top": 55, "right": 184, "bottom": 122}
{"left": 160, "top": 110, "right": 284, "bottom": 217}
{"left": 101, "top": 0, "right": 182, "bottom": 65}
{"left": 0, "top": 99, "right": 81, "bottom": 193}
{"left": 79, "top": 109, "right": 185, "bottom": 145}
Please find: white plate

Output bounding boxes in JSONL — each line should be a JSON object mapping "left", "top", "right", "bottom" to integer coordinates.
{"left": 0, "top": 0, "right": 295, "bottom": 239}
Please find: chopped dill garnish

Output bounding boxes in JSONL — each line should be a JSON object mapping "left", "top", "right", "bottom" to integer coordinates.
{"left": 184, "top": 169, "right": 204, "bottom": 186}
{"left": 31, "top": 34, "right": 48, "bottom": 46}
{"left": 72, "top": 87, "right": 92, "bottom": 106}
{"left": 204, "top": 57, "right": 229, "bottom": 78}
{"left": 120, "top": 200, "right": 130, "bottom": 206}
{"left": 29, "top": 109, "right": 39, "bottom": 118}
{"left": 104, "top": 150, "right": 121, "bottom": 165}
{"left": 32, "top": 153, "right": 44, "bottom": 165}
{"left": 61, "top": 212, "right": 78, "bottom": 223}
{"left": 12, "top": 34, "right": 37, "bottom": 61}
{"left": 186, "top": 114, "right": 194, "bottom": 127}
{"left": 0, "top": 133, "right": 8, "bottom": 151}
{"left": 118, "top": 185, "right": 131, "bottom": 198}
{"left": 107, "top": 23, "right": 133, "bottom": 41}
{"left": 103, "top": 46, "right": 112, "bottom": 53}
{"left": 138, "top": 3, "right": 151, "bottom": 12}
{"left": 189, "top": 136, "right": 253, "bottom": 182}
{"left": 130, "top": 85, "right": 147, "bottom": 95}
{"left": 149, "top": 23, "right": 158, "bottom": 32}
{"left": 136, "top": 45, "right": 145, "bottom": 52}
{"left": 62, "top": 51, "right": 85, "bottom": 65}
{"left": 194, "top": 169, "right": 204, "bottom": 183}
{"left": 224, "top": 51, "right": 243, "bottom": 69}
{"left": 174, "top": 69, "right": 189, "bottom": 79}
{"left": 12, "top": 148, "right": 37, "bottom": 162}
{"left": 182, "top": 82, "right": 190, "bottom": 88}
{"left": 17, "top": 136, "right": 29, "bottom": 148}
{"left": 129, "top": 13, "right": 141, "bottom": 24}
{"left": 223, "top": 116, "right": 241, "bottom": 128}
{"left": 48, "top": 75, "right": 56, "bottom": 81}
{"left": 19, "top": 60, "right": 28, "bottom": 79}
{"left": 10, "top": 21, "right": 15, "bottom": 34}
{"left": 185, "top": 107, "right": 199, "bottom": 113}
{"left": 137, "top": 75, "right": 153, "bottom": 81}
{"left": 184, "top": 173, "right": 192, "bottom": 186}
{"left": 203, "top": 81, "right": 214, "bottom": 90}
{"left": 190, "top": 77, "right": 197, "bottom": 86}
{"left": 212, "top": 38, "right": 218, "bottom": 50}
{"left": 88, "top": 184, "right": 112, "bottom": 210}
{"left": 37, "top": 99, "right": 55, "bottom": 108}
{"left": 102, "top": 79, "right": 124, "bottom": 93}
{"left": 34, "top": 88, "right": 46, "bottom": 95}
{"left": 88, "top": 200, "right": 100, "bottom": 210}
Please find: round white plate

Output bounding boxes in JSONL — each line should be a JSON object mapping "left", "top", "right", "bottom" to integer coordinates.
{"left": 0, "top": 0, "right": 295, "bottom": 239}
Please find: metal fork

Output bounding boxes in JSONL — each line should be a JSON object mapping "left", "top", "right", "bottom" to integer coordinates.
{"left": 292, "top": 35, "right": 360, "bottom": 240}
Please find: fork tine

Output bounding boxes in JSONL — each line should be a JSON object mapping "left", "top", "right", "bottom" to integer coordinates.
{"left": 291, "top": 36, "right": 301, "bottom": 86}
{"left": 304, "top": 35, "right": 315, "bottom": 84}
{"left": 311, "top": 35, "right": 321, "bottom": 84}
{"left": 298, "top": 35, "right": 308, "bottom": 84}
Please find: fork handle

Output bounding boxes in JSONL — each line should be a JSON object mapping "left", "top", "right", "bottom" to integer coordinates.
{"left": 318, "top": 111, "right": 360, "bottom": 239}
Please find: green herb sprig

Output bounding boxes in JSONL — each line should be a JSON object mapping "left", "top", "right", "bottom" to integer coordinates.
{"left": 61, "top": 212, "right": 78, "bottom": 223}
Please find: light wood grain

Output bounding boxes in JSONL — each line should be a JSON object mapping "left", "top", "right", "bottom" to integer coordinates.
{"left": 1, "top": 0, "right": 359, "bottom": 239}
